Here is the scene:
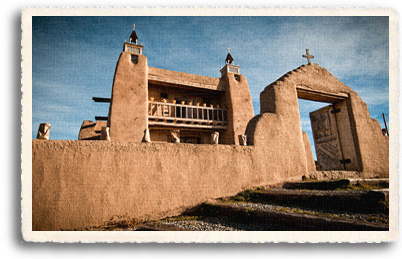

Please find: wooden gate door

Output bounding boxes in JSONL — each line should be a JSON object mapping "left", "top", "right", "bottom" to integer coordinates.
{"left": 309, "top": 105, "right": 344, "bottom": 170}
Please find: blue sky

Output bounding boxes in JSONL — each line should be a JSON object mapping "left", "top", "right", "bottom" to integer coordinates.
{"left": 32, "top": 16, "right": 389, "bottom": 159}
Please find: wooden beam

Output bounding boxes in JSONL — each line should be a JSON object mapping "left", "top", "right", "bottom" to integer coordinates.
{"left": 296, "top": 87, "right": 348, "bottom": 103}
{"left": 95, "top": 116, "right": 108, "bottom": 121}
{"left": 92, "top": 97, "right": 111, "bottom": 103}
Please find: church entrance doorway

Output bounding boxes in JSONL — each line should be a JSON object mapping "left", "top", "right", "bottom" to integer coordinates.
{"left": 297, "top": 87, "right": 361, "bottom": 171}
{"left": 310, "top": 104, "right": 348, "bottom": 170}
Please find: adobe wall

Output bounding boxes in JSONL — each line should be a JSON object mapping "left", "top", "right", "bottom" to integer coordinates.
{"left": 347, "top": 92, "right": 389, "bottom": 177}
{"left": 148, "top": 128, "right": 213, "bottom": 144}
{"left": 32, "top": 140, "right": 304, "bottom": 231}
{"left": 245, "top": 81, "right": 309, "bottom": 177}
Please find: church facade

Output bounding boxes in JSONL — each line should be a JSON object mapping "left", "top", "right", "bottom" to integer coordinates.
{"left": 79, "top": 27, "right": 254, "bottom": 145}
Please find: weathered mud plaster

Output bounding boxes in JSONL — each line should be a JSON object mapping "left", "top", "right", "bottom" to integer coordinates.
{"left": 32, "top": 140, "right": 302, "bottom": 231}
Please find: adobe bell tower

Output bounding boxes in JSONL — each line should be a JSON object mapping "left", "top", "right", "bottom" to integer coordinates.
{"left": 123, "top": 24, "right": 144, "bottom": 56}
{"left": 108, "top": 24, "right": 149, "bottom": 142}
{"left": 220, "top": 49, "right": 254, "bottom": 145}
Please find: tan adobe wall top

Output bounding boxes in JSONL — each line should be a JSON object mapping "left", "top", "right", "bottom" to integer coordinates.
{"left": 148, "top": 66, "right": 224, "bottom": 91}
{"left": 265, "top": 63, "right": 353, "bottom": 95}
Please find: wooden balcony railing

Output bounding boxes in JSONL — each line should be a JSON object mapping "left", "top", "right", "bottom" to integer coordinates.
{"left": 148, "top": 101, "right": 227, "bottom": 129}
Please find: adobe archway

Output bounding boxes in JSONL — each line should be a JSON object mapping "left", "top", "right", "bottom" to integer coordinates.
{"left": 246, "top": 63, "right": 388, "bottom": 178}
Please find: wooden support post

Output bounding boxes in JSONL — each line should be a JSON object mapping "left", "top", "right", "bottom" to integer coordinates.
{"left": 383, "top": 113, "right": 389, "bottom": 136}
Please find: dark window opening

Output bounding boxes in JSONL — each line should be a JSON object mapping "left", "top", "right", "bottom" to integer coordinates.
{"left": 234, "top": 74, "right": 240, "bottom": 81}
{"left": 131, "top": 54, "right": 138, "bottom": 64}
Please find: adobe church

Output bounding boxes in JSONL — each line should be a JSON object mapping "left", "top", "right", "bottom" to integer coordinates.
{"left": 32, "top": 26, "right": 389, "bottom": 230}
{"left": 78, "top": 26, "right": 253, "bottom": 146}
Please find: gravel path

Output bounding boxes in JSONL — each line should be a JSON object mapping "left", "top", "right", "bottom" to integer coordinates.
{"left": 159, "top": 216, "right": 272, "bottom": 231}
{"left": 158, "top": 199, "right": 388, "bottom": 231}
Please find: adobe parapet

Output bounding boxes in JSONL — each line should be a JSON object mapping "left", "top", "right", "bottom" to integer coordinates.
{"left": 148, "top": 66, "right": 223, "bottom": 92}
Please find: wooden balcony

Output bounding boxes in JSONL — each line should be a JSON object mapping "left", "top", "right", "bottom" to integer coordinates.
{"left": 148, "top": 101, "right": 227, "bottom": 129}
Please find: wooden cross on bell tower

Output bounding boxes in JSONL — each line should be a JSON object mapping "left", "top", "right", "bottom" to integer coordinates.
{"left": 302, "top": 49, "right": 314, "bottom": 64}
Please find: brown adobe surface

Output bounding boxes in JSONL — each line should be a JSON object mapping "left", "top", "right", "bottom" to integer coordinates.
{"left": 148, "top": 66, "right": 223, "bottom": 91}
